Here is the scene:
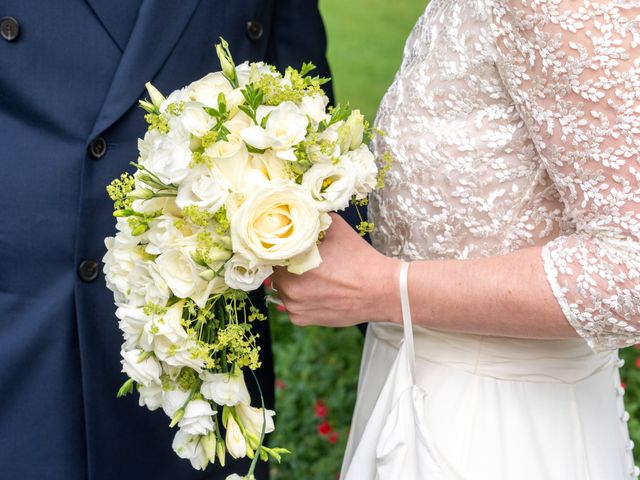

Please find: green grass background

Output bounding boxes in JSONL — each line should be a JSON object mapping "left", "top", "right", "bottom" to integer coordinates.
{"left": 320, "top": 0, "right": 427, "bottom": 121}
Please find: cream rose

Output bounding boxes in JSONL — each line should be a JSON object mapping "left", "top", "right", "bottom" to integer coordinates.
{"left": 230, "top": 180, "right": 322, "bottom": 273}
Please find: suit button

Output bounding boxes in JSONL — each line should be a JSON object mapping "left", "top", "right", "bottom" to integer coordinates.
{"left": 246, "top": 20, "right": 263, "bottom": 41}
{"left": 1, "top": 17, "right": 20, "bottom": 42}
{"left": 78, "top": 260, "right": 99, "bottom": 282}
{"left": 89, "top": 137, "right": 107, "bottom": 159}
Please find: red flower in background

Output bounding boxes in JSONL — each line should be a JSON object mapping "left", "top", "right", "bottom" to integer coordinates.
{"left": 636, "top": 357, "right": 640, "bottom": 369}
{"left": 275, "top": 378, "right": 287, "bottom": 390}
{"left": 328, "top": 431, "right": 340, "bottom": 444}
{"left": 315, "top": 399, "right": 328, "bottom": 418}
{"left": 318, "top": 421, "right": 331, "bottom": 436}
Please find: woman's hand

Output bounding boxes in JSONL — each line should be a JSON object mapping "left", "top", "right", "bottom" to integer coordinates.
{"left": 271, "top": 214, "right": 401, "bottom": 327}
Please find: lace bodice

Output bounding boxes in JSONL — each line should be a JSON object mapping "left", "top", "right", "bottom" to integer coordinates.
{"left": 370, "top": 0, "right": 640, "bottom": 351}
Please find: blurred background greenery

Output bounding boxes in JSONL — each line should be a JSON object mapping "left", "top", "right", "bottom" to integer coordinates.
{"left": 268, "top": 0, "right": 640, "bottom": 479}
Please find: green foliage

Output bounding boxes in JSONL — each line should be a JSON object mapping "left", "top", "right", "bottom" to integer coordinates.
{"left": 269, "top": 306, "right": 363, "bottom": 480}
{"left": 619, "top": 347, "right": 640, "bottom": 462}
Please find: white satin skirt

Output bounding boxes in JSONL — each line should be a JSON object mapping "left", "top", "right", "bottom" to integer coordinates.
{"left": 341, "top": 323, "right": 638, "bottom": 480}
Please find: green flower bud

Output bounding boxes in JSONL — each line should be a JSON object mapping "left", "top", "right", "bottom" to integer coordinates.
{"left": 145, "top": 82, "right": 165, "bottom": 110}
{"left": 215, "top": 38, "right": 238, "bottom": 88}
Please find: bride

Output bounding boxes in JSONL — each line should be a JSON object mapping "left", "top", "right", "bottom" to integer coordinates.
{"left": 272, "top": 0, "right": 640, "bottom": 478}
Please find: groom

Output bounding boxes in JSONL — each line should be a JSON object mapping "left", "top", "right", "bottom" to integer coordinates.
{"left": 0, "top": 1, "right": 333, "bottom": 479}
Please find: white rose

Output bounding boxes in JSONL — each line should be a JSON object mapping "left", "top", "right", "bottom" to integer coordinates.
{"left": 172, "top": 430, "right": 210, "bottom": 471}
{"left": 155, "top": 247, "right": 216, "bottom": 306}
{"left": 176, "top": 165, "right": 230, "bottom": 212}
{"left": 200, "top": 371, "right": 251, "bottom": 406}
{"left": 185, "top": 72, "right": 233, "bottom": 107}
{"left": 115, "top": 306, "right": 150, "bottom": 350}
{"left": 142, "top": 127, "right": 192, "bottom": 184}
{"left": 138, "top": 382, "right": 163, "bottom": 411}
{"left": 205, "top": 115, "right": 251, "bottom": 160}
{"left": 236, "top": 403, "right": 275, "bottom": 438}
{"left": 121, "top": 349, "right": 162, "bottom": 386}
{"left": 299, "top": 94, "right": 330, "bottom": 125}
{"left": 249, "top": 151, "right": 289, "bottom": 181}
{"left": 210, "top": 148, "right": 251, "bottom": 193}
{"left": 162, "top": 387, "right": 190, "bottom": 418}
{"left": 225, "top": 415, "right": 247, "bottom": 459}
{"left": 338, "top": 109, "right": 366, "bottom": 152}
{"left": 171, "top": 101, "right": 212, "bottom": 137}
{"left": 302, "top": 161, "right": 357, "bottom": 212}
{"left": 224, "top": 254, "right": 273, "bottom": 292}
{"left": 344, "top": 145, "right": 378, "bottom": 199}
{"left": 178, "top": 399, "right": 216, "bottom": 436}
{"left": 240, "top": 102, "right": 309, "bottom": 161}
{"left": 230, "top": 181, "right": 322, "bottom": 273}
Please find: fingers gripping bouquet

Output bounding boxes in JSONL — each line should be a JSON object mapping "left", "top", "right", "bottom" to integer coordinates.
{"left": 103, "top": 39, "right": 389, "bottom": 477}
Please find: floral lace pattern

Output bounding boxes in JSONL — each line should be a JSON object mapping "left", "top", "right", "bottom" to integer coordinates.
{"left": 370, "top": 0, "right": 640, "bottom": 351}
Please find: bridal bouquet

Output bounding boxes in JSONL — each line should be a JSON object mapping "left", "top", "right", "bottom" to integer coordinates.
{"left": 103, "top": 39, "right": 388, "bottom": 477}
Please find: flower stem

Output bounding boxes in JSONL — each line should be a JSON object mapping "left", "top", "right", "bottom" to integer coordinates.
{"left": 247, "top": 369, "right": 267, "bottom": 477}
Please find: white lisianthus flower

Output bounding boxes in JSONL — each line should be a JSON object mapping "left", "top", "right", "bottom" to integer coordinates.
{"left": 302, "top": 161, "right": 357, "bottom": 212}
{"left": 172, "top": 430, "right": 210, "bottom": 471}
{"left": 200, "top": 371, "right": 251, "bottom": 406}
{"left": 103, "top": 232, "right": 171, "bottom": 308}
{"left": 138, "top": 128, "right": 163, "bottom": 163}
{"left": 138, "top": 382, "right": 163, "bottom": 411}
{"left": 176, "top": 165, "right": 230, "bottom": 212}
{"left": 343, "top": 145, "right": 378, "bottom": 199}
{"left": 115, "top": 306, "right": 150, "bottom": 350}
{"left": 236, "top": 403, "right": 275, "bottom": 438}
{"left": 131, "top": 195, "right": 181, "bottom": 216}
{"left": 236, "top": 60, "right": 278, "bottom": 87}
{"left": 224, "top": 254, "right": 273, "bottom": 292}
{"left": 225, "top": 415, "right": 247, "bottom": 459}
{"left": 299, "top": 93, "right": 330, "bottom": 126}
{"left": 146, "top": 215, "right": 190, "bottom": 256}
{"left": 178, "top": 399, "right": 216, "bottom": 436}
{"left": 126, "top": 259, "right": 172, "bottom": 308}
{"left": 225, "top": 475, "right": 247, "bottom": 480}
{"left": 160, "top": 87, "right": 187, "bottom": 113}
{"left": 172, "top": 101, "right": 213, "bottom": 137}
{"left": 142, "top": 127, "right": 192, "bottom": 184}
{"left": 230, "top": 180, "right": 322, "bottom": 274}
{"left": 121, "top": 349, "right": 162, "bottom": 386}
{"left": 338, "top": 109, "right": 366, "bottom": 152}
{"left": 240, "top": 102, "right": 309, "bottom": 161}
{"left": 162, "top": 387, "right": 191, "bottom": 418}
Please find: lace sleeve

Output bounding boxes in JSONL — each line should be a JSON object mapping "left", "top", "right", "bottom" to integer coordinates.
{"left": 489, "top": 0, "right": 640, "bottom": 351}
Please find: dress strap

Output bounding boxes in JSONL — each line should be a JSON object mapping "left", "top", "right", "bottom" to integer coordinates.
{"left": 399, "top": 261, "right": 416, "bottom": 380}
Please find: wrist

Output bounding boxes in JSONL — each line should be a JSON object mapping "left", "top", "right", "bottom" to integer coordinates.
{"left": 366, "top": 255, "right": 403, "bottom": 324}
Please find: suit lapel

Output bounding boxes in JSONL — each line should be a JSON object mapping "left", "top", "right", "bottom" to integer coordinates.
{"left": 88, "top": 0, "right": 202, "bottom": 142}
{"left": 85, "top": 0, "right": 143, "bottom": 52}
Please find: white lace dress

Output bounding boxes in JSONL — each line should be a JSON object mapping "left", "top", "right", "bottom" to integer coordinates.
{"left": 340, "top": 0, "right": 640, "bottom": 478}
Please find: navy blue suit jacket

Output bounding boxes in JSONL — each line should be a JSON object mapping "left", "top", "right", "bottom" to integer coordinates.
{"left": 0, "top": 1, "right": 333, "bottom": 478}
